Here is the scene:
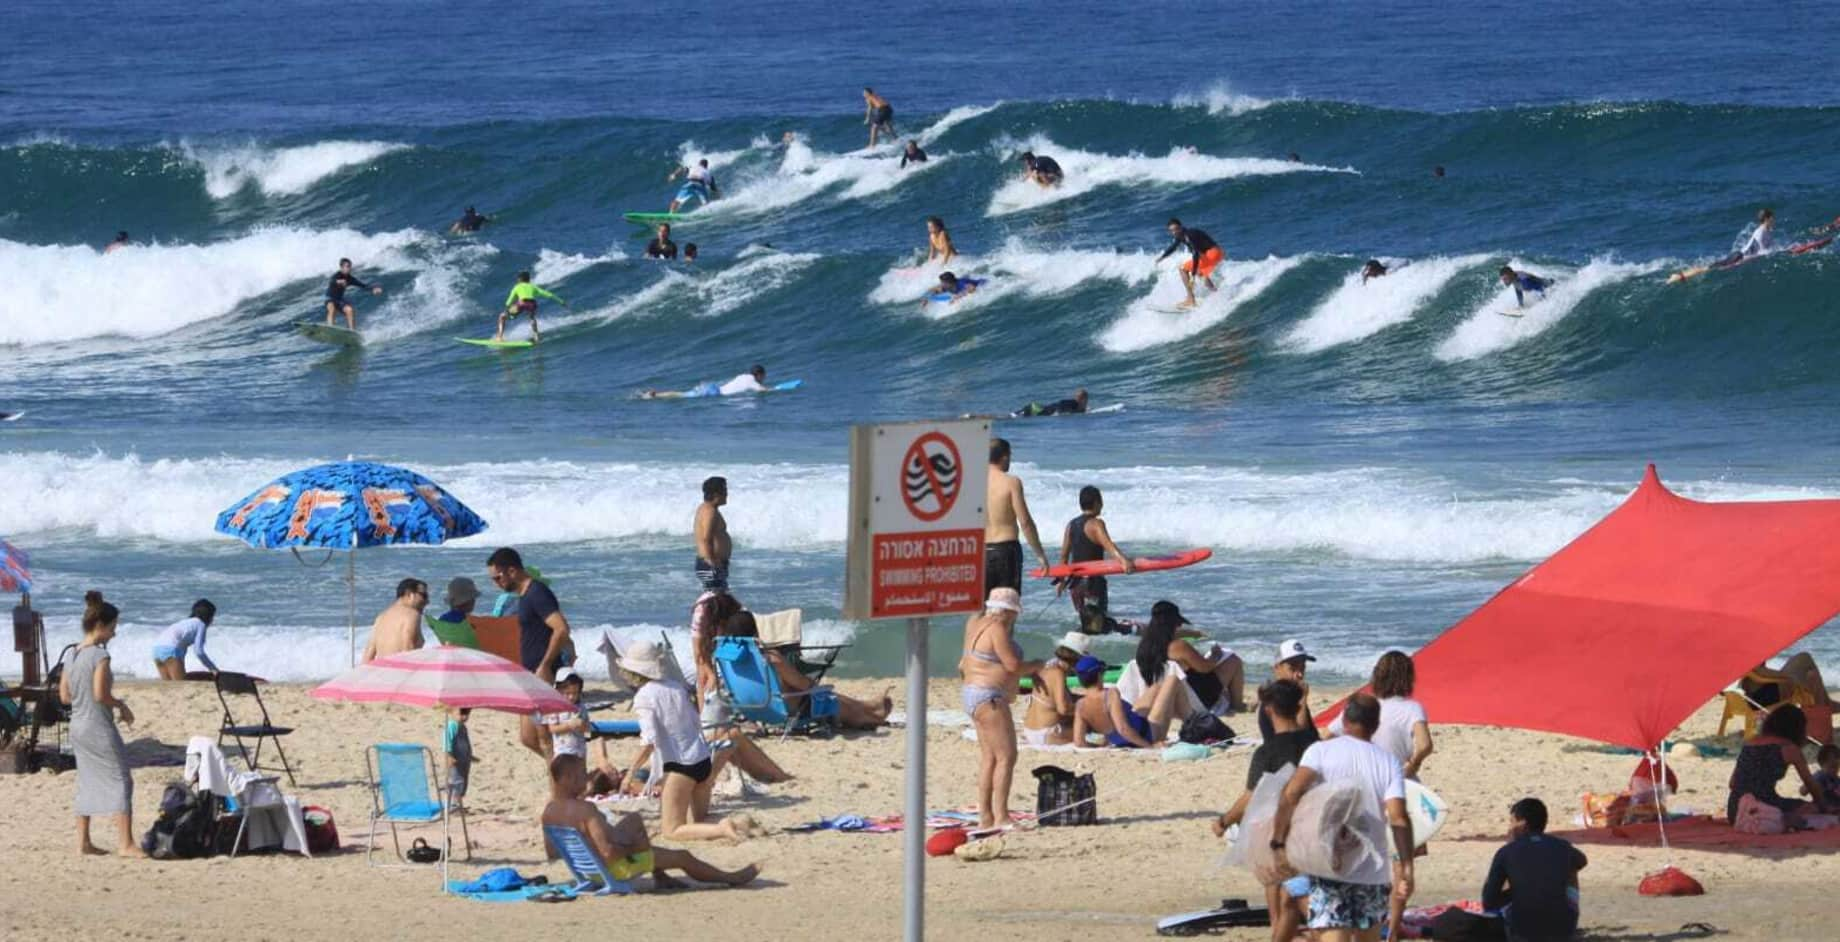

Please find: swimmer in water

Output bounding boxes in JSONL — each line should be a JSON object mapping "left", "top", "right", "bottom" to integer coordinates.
{"left": 1157, "top": 218, "right": 1224, "bottom": 309}
{"left": 666, "top": 159, "right": 720, "bottom": 214}
{"left": 683, "top": 243, "right": 698, "bottom": 264}
{"left": 449, "top": 206, "right": 490, "bottom": 234}
{"left": 104, "top": 231, "right": 130, "bottom": 254}
{"left": 925, "top": 216, "right": 958, "bottom": 266}
{"left": 1361, "top": 259, "right": 1388, "bottom": 283}
{"left": 900, "top": 140, "right": 928, "bottom": 169}
{"left": 1499, "top": 266, "right": 1551, "bottom": 307}
{"left": 645, "top": 224, "right": 678, "bottom": 260}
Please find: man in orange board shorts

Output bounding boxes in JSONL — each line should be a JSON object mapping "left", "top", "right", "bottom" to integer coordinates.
{"left": 1157, "top": 218, "right": 1224, "bottom": 309}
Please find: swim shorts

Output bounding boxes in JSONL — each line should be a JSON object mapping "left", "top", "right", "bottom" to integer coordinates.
{"left": 873, "top": 104, "right": 894, "bottom": 127}
{"left": 510, "top": 299, "right": 538, "bottom": 317}
{"left": 151, "top": 645, "right": 182, "bottom": 663}
{"left": 1183, "top": 246, "right": 1224, "bottom": 279}
{"left": 675, "top": 182, "right": 708, "bottom": 205}
{"left": 984, "top": 540, "right": 1022, "bottom": 593}
{"left": 663, "top": 758, "right": 713, "bottom": 784}
{"left": 1307, "top": 878, "right": 1389, "bottom": 931}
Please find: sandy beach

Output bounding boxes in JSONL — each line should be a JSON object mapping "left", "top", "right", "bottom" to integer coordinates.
{"left": 2, "top": 676, "right": 1828, "bottom": 941}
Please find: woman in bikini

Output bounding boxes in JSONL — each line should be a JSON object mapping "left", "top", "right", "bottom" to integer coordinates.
{"left": 961, "top": 587, "right": 1044, "bottom": 829}
{"left": 1022, "top": 631, "right": 1090, "bottom": 747}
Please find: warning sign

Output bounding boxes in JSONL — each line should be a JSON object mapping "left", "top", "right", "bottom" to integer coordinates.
{"left": 844, "top": 419, "right": 989, "bottom": 620}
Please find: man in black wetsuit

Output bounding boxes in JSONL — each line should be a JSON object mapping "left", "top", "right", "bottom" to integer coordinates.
{"left": 1016, "top": 388, "right": 1088, "bottom": 417}
{"left": 1059, "top": 485, "right": 1134, "bottom": 635}
{"left": 450, "top": 206, "right": 490, "bottom": 234}
{"left": 900, "top": 140, "right": 928, "bottom": 169}
{"left": 1481, "top": 798, "right": 1589, "bottom": 941}
{"left": 645, "top": 223, "right": 678, "bottom": 260}
{"left": 1157, "top": 218, "right": 1224, "bottom": 310}
{"left": 1020, "top": 151, "right": 1063, "bottom": 187}
{"left": 324, "top": 257, "right": 383, "bottom": 329}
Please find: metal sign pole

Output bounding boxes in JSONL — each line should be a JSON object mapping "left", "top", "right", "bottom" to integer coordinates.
{"left": 903, "top": 615, "right": 928, "bottom": 942}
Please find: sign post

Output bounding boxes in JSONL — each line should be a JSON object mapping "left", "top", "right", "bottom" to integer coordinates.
{"left": 844, "top": 418, "right": 989, "bottom": 942}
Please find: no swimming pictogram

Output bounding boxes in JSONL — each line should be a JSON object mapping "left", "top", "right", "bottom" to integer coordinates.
{"left": 900, "top": 431, "right": 962, "bottom": 522}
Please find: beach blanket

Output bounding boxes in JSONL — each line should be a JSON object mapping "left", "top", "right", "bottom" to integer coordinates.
{"left": 787, "top": 808, "right": 1035, "bottom": 834}
{"left": 1549, "top": 814, "right": 1840, "bottom": 853}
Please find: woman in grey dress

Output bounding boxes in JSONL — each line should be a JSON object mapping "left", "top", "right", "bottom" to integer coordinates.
{"left": 59, "top": 591, "right": 143, "bottom": 857}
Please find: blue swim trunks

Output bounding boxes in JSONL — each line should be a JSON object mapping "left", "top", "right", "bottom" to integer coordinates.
{"left": 675, "top": 182, "right": 709, "bottom": 205}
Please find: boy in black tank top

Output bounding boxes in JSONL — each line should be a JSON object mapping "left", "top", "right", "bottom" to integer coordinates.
{"left": 1060, "top": 486, "right": 1134, "bottom": 634}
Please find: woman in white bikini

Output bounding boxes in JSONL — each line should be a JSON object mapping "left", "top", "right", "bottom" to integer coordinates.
{"left": 961, "top": 588, "right": 1044, "bottom": 830}
{"left": 1022, "top": 632, "right": 1090, "bottom": 747}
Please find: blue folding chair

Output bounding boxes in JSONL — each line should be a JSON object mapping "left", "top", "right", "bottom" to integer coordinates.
{"left": 713, "top": 636, "right": 840, "bottom": 739}
{"left": 366, "top": 742, "right": 470, "bottom": 885}
{"left": 543, "top": 824, "right": 636, "bottom": 896}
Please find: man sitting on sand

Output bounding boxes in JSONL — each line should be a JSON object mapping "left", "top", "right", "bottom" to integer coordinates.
{"left": 1481, "top": 798, "right": 1588, "bottom": 942}
{"left": 542, "top": 754, "right": 760, "bottom": 890}
{"left": 362, "top": 578, "right": 427, "bottom": 662}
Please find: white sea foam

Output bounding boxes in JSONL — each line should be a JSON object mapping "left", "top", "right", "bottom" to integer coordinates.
{"left": 1281, "top": 255, "right": 1490, "bottom": 353}
{"left": 0, "top": 226, "right": 436, "bottom": 346}
{"left": 1098, "top": 255, "right": 1305, "bottom": 352}
{"left": 180, "top": 140, "right": 409, "bottom": 198}
{"left": 553, "top": 249, "right": 819, "bottom": 329}
{"left": 1172, "top": 81, "right": 1283, "bottom": 116}
{"left": 871, "top": 240, "right": 1163, "bottom": 308}
{"left": 985, "top": 134, "right": 1351, "bottom": 216}
{"left": 531, "top": 246, "right": 627, "bottom": 285}
{"left": 1434, "top": 258, "right": 1664, "bottom": 361}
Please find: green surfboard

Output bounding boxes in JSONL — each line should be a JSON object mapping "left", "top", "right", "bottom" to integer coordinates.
{"left": 623, "top": 211, "right": 687, "bottom": 225}
{"left": 295, "top": 321, "right": 363, "bottom": 347}
{"left": 456, "top": 337, "right": 536, "bottom": 349}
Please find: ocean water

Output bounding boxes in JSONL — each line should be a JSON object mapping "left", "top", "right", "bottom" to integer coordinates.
{"left": 4, "top": 1, "right": 1840, "bottom": 683}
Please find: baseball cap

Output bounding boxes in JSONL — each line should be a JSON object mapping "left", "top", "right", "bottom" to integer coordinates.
{"left": 1073, "top": 655, "right": 1107, "bottom": 686}
{"left": 985, "top": 587, "right": 1022, "bottom": 614}
{"left": 1276, "top": 639, "right": 1316, "bottom": 664}
{"left": 1150, "top": 600, "right": 1191, "bottom": 625}
{"left": 1055, "top": 632, "right": 1092, "bottom": 656}
{"left": 554, "top": 666, "right": 583, "bottom": 687}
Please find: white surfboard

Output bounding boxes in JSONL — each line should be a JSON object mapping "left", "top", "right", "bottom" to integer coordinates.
{"left": 1392, "top": 779, "right": 1449, "bottom": 850}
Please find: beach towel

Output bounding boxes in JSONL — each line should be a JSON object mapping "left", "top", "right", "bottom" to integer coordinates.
{"left": 753, "top": 608, "right": 802, "bottom": 649}
{"left": 1547, "top": 814, "right": 1840, "bottom": 853}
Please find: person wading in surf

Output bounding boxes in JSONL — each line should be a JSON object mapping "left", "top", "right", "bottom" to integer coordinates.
{"left": 1059, "top": 485, "right": 1134, "bottom": 635}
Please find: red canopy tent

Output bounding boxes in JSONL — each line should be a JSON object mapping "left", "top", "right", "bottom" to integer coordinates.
{"left": 1328, "top": 465, "right": 1840, "bottom": 751}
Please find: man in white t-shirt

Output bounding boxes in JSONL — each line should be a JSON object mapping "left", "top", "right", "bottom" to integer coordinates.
{"left": 1271, "top": 693, "right": 1414, "bottom": 942}
{"left": 717, "top": 365, "right": 768, "bottom": 396}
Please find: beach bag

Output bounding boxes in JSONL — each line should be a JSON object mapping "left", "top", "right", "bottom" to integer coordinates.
{"left": 1426, "top": 908, "right": 1506, "bottom": 940}
{"left": 1629, "top": 754, "right": 1678, "bottom": 798}
{"left": 144, "top": 787, "right": 218, "bottom": 860}
{"left": 1179, "top": 712, "right": 1234, "bottom": 745}
{"left": 1032, "top": 765, "right": 1097, "bottom": 826}
{"left": 303, "top": 805, "right": 340, "bottom": 854}
{"left": 1732, "top": 794, "right": 1786, "bottom": 835}
{"left": 1638, "top": 866, "right": 1704, "bottom": 897}
{"left": 406, "top": 837, "right": 443, "bottom": 864}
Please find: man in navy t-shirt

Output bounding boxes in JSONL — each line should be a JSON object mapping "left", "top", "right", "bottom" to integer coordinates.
{"left": 488, "top": 547, "right": 573, "bottom": 754}
{"left": 1483, "top": 797, "right": 1589, "bottom": 941}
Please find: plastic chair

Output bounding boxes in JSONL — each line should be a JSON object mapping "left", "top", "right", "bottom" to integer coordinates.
{"left": 365, "top": 742, "right": 470, "bottom": 886}
{"left": 713, "top": 636, "right": 839, "bottom": 739}
{"left": 1718, "top": 672, "right": 1816, "bottom": 738}
{"left": 542, "top": 824, "right": 636, "bottom": 896}
{"left": 214, "top": 671, "right": 295, "bottom": 786}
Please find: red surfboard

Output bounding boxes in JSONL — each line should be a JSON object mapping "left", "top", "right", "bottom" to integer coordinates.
{"left": 1790, "top": 235, "right": 1835, "bottom": 255}
{"left": 1030, "top": 548, "right": 1212, "bottom": 579}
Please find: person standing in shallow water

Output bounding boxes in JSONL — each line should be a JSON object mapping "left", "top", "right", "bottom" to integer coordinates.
{"left": 61, "top": 591, "right": 144, "bottom": 858}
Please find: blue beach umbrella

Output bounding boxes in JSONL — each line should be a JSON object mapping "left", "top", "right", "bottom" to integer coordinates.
{"left": 215, "top": 460, "right": 488, "bottom": 664}
{"left": 0, "top": 539, "right": 32, "bottom": 594}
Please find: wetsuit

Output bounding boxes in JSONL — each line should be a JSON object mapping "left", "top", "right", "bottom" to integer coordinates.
{"left": 646, "top": 237, "right": 678, "bottom": 260}
{"left": 1158, "top": 228, "right": 1224, "bottom": 279}
{"left": 504, "top": 281, "right": 562, "bottom": 317}
{"left": 1508, "top": 272, "right": 1549, "bottom": 306}
{"left": 454, "top": 210, "right": 488, "bottom": 233}
{"left": 326, "top": 270, "right": 371, "bottom": 305}
{"left": 1064, "top": 514, "right": 1123, "bottom": 635}
{"left": 1016, "top": 398, "right": 1086, "bottom": 418}
{"left": 901, "top": 145, "right": 928, "bottom": 169}
{"left": 1026, "top": 155, "right": 1063, "bottom": 183}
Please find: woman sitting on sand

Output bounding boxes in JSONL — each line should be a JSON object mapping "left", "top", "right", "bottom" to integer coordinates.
{"left": 1137, "top": 600, "right": 1245, "bottom": 715}
{"left": 721, "top": 611, "right": 892, "bottom": 729}
{"left": 61, "top": 591, "right": 144, "bottom": 857}
{"left": 961, "top": 588, "right": 1043, "bottom": 829}
{"left": 1021, "top": 632, "right": 1090, "bottom": 747}
{"left": 1728, "top": 704, "right": 1829, "bottom": 827}
{"left": 616, "top": 639, "right": 765, "bottom": 841}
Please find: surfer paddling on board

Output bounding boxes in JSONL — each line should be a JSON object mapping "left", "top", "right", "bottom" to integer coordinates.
{"left": 450, "top": 206, "right": 490, "bottom": 234}
{"left": 1059, "top": 485, "right": 1134, "bottom": 635}
{"left": 1361, "top": 259, "right": 1389, "bottom": 283}
{"left": 498, "top": 270, "right": 566, "bottom": 343}
{"left": 324, "top": 257, "right": 383, "bottom": 329}
{"left": 645, "top": 223, "right": 678, "bottom": 260}
{"left": 862, "top": 87, "right": 896, "bottom": 147}
{"left": 1015, "top": 389, "right": 1088, "bottom": 417}
{"left": 986, "top": 438, "right": 1052, "bottom": 596}
{"left": 666, "top": 159, "right": 720, "bottom": 213}
{"left": 924, "top": 272, "right": 983, "bottom": 308}
{"left": 1019, "top": 151, "right": 1064, "bottom": 187}
{"left": 1499, "top": 266, "right": 1550, "bottom": 308}
{"left": 1713, "top": 208, "right": 1775, "bottom": 268}
{"left": 1157, "top": 218, "right": 1224, "bottom": 310}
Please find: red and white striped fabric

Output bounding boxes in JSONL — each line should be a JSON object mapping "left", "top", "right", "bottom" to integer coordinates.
{"left": 311, "top": 645, "right": 575, "bottom": 714}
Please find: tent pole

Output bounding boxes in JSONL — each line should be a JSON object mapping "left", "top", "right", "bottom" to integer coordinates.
{"left": 347, "top": 549, "right": 357, "bottom": 667}
{"left": 1648, "top": 746, "right": 1671, "bottom": 860}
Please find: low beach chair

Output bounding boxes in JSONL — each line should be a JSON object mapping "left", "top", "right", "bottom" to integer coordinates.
{"left": 754, "top": 608, "right": 850, "bottom": 685}
{"left": 543, "top": 824, "right": 637, "bottom": 896}
{"left": 423, "top": 614, "right": 480, "bottom": 649}
{"left": 713, "top": 636, "right": 839, "bottom": 738}
{"left": 365, "top": 742, "right": 470, "bottom": 886}
{"left": 214, "top": 671, "right": 295, "bottom": 786}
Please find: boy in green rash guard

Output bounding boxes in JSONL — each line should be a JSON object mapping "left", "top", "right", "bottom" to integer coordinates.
{"left": 498, "top": 270, "right": 567, "bottom": 343}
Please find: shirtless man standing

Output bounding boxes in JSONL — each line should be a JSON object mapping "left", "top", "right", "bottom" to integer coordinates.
{"left": 694, "top": 476, "right": 732, "bottom": 591}
{"left": 541, "top": 754, "right": 759, "bottom": 890}
{"left": 986, "top": 438, "right": 1050, "bottom": 596}
{"left": 361, "top": 578, "right": 427, "bottom": 662}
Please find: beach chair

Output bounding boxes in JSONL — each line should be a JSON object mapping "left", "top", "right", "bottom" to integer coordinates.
{"left": 366, "top": 742, "right": 469, "bottom": 885}
{"left": 713, "top": 636, "right": 839, "bottom": 738}
{"left": 1718, "top": 671, "right": 1816, "bottom": 739}
{"left": 214, "top": 671, "right": 296, "bottom": 786}
{"left": 542, "top": 824, "right": 637, "bottom": 896}
{"left": 423, "top": 614, "right": 480, "bottom": 649}
{"left": 754, "top": 608, "right": 850, "bottom": 685}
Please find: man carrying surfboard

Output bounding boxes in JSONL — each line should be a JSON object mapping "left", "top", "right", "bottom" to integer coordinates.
{"left": 498, "top": 270, "right": 566, "bottom": 343}
{"left": 862, "top": 87, "right": 896, "bottom": 147}
{"left": 666, "top": 159, "right": 720, "bottom": 214}
{"left": 1498, "top": 265, "right": 1550, "bottom": 308}
{"left": 325, "top": 257, "right": 383, "bottom": 329}
{"left": 1212, "top": 678, "right": 1318, "bottom": 942}
{"left": 1157, "top": 218, "right": 1224, "bottom": 310}
{"left": 1059, "top": 486, "right": 1133, "bottom": 635}
{"left": 986, "top": 438, "right": 1051, "bottom": 595}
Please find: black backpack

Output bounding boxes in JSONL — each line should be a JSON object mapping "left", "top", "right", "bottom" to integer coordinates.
{"left": 142, "top": 784, "right": 219, "bottom": 859}
{"left": 1032, "top": 764, "right": 1097, "bottom": 826}
{"left": 1179, "top": 712, "right": 1235, "bottom": 745}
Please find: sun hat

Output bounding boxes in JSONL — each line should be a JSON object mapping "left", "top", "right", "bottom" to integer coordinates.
{"left": 985, "top": 587, "right": 1022, "bottom": 614}
{"left": 445, "top": 577, "right": 479, "bottom": 609}
{"left": 621, "top": 640, "right": 669, "bottom": 681}
{"left": 1055, "top": 632, "right": 1092, "bottom": 656}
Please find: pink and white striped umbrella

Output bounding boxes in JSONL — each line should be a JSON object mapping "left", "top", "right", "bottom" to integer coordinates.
{"left": 311, "top": 645, "right": 576, "bottom": 714}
